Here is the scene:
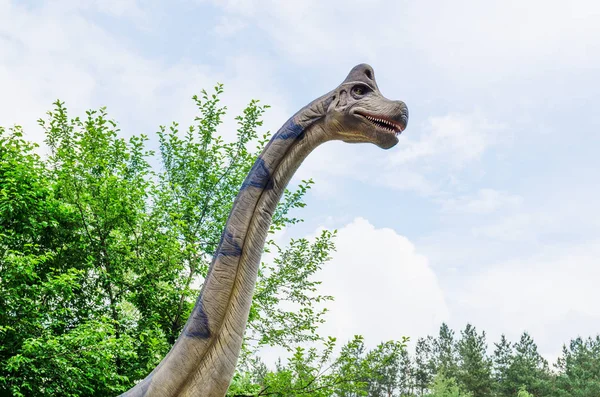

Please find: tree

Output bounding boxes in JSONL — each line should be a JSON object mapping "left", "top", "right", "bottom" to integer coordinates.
{"left": 505, "top": 332, "right": 550, "bottom": 396}
{"left": 492, "top": 334, "right": 513, "bottom": 397}
{"left": 227, "top": 336, "right": 408, "bottom": 397}
{"left": 0, "top": 86, "right": 336, "bottom": 396}
{"left": 426, "top": 374, "right": 472, "bottom": 397}
{"left": 554, "top": 336, "right": 600, "bottom": 397}
{"left": 397, "top": 346, "right": 416, "bottom": 396}
{"left": 516, "top": 386, "right": 533, "bottom": 397}
{"left": 247, "top": 230, "right": 335, "bottom": 353}
{"left": 1, "top": 121, "right": 146, "bottom": 395}
{"left": 365, "top": 339, "right": 408, "bottom": 397}
{"left": 456, "top": 324, "right": 493, "bottom": 397}
{"left": 333, "top": 335, "right": 369, "bottom": 397}
{"left": 415, "top": 336, "right": 436, "bottom": 396}
{"left": 433, "top": 323, "right": 459, "bottom": 380}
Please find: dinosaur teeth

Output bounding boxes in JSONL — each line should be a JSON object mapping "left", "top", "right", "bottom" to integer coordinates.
{"left": 363, "top": 114, "right": 401, "bottom": 135}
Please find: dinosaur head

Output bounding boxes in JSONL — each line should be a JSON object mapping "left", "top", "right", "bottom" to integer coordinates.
{"left": 323, "top": 63, "right": 408, "bottom": 149}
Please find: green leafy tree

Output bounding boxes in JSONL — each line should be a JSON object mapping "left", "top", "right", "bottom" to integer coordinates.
{"left": 456, "top": 324, "right": 493, "bottom": 397}
{"left": 247, "top": 230, "right": 335, "bottom": 352}
{"left": 504, "top": 332, "right": 550, "bottom": 396}
{"left": 333, "top": 335, "right": 369, "bottom": 397}
{"left": 1, "top": 121, "right": 148, "bottom": 395}
{"left": 492, "top": 334, "right": 514, "bottom": 397}
{"left": 433, "top": 323, "right": 459, "bottom": 380}
{"left": 365, "top": 339, "right": 408, "bottom": 397}
{"left": 554, "top": 336, "right": 600, "bottom": 397}
{"left": 415, "top": 336, "right": 436, "bottom": 396}
{"left": 0, "top": 86, "right": 336, "bottom": 396}
{"left": 397, "top": 347, "right": 415, "bottom": 396}
{"left": 516, "top": 386, "right": 533, "bottom": 397}
{"left": 227, "top": 336, "right": 408, "bottom": 397}
{"left": 427, "top": 374, "right": 472, "bottom": 397}
{"left": 229, "top": 336, "right": 365, "bottom": 397}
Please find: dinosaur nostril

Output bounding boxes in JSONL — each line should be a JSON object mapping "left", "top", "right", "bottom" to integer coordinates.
{"left": 365, "top": 69, "right": 373, "bottom": 80}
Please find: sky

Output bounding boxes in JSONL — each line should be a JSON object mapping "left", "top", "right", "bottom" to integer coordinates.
{"left": 2, "top": 0, "right": 600, "bottom": 365}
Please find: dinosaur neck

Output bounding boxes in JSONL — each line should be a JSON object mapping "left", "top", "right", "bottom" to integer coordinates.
{"left": 123, "top": 96, "right": 332, "bottom": 397}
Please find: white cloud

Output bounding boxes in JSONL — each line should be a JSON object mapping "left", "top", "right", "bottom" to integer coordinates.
{"left": 374, "top": 167, "right": 437, "bottom": 196}
{"left": 440, "top": 189, "right": 523, "bottom": 214}
{"left": 405, "top": 1, "right": 600, "bottom": 79}
{"left": 204, "top": 0, "right": 369, "bottom": 65}
{"left": 317, "top": 217, "right": 449, "bottom": 347}
{"left": 456, "top": 241, "right": 600, "bottom": 360}
{"left": 392, "top": 113, "right": 506, "bottom": 168}
{"left": 213, "top": 16, "right": 247, "bottom": 37}
{"left": 207, "top": 0, "right": 600, "bottom": 80}
{"left": 257, "top": 217, "right": 449, "bottom": 364}
{"left": 292, "top": 141, "right": 379, "bottom": 198}
{"left": 471, "top": 213, "right": 555, "bottom": 242}
{"left": 0, "top": 2, "right": 170, "bottom": 142}
{"left": 0, "top": 1, "right": 291, "bottom": 151}
{"left": 80, "top": 0, "right": 148, "bottom": 20}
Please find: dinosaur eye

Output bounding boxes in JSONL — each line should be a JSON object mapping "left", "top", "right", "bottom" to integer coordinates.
{"left": 351, "top": 85, "right": 368, "bottom": 98}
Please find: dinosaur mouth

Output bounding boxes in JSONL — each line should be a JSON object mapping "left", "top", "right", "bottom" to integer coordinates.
{"left": 356, "top": 111, "right": 406, "bottom": 135}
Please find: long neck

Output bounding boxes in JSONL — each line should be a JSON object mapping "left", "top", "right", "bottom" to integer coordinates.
{"left": 122, "top": 97, "right": 331, "bottom": 397}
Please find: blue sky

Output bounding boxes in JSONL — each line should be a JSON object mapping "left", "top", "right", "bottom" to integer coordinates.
{"left": 2, "top": 0, "right": 600, "bottom": 364}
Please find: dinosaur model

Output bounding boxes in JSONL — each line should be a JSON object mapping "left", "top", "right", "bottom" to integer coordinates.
{"left": 122, "top": 63, "right": 409, "bottom": 397}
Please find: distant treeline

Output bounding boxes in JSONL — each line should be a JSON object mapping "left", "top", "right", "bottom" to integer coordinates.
{"left": 230, "top": 322, "right": 600, "bottom": 397}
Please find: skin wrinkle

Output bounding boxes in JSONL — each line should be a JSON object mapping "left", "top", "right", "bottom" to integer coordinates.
{"left": 120, "top": 64, "right": 408, "bottom": 397}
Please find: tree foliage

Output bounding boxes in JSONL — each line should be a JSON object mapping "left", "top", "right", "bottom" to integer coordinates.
{"left": 228, "top": 336, "right": 409, "bottom": 397}
{"left": 426, "top": 374, "right": 472, "bottom": 397}
{"left": 0, "top": 87, "right": 334, "bottom": 396}
{"left": 554, "top": 336, "right": 600, "bottom": 397}
{"left": 456, "top": 324, "right": 493, "bottom": 397}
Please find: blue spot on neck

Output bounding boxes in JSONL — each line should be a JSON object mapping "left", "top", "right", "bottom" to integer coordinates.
{"left": 241, "top": 157, "right": 273, "bottom": 191}
{"left": 217, "top": 229, "right": 242, "bottom": 257}
{"left": 185, "top": 299, "right": 211, "bottom": 339}
{"left": 275, "top": 119, "right": 305, "bottom": 140}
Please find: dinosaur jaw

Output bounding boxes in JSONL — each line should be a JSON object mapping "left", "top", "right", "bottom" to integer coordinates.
{"left": 354, "top": 111, "right": 406, "bottom": 136}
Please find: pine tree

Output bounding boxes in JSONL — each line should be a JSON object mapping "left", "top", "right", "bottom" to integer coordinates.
{"left": 492, "top": 334, "right": 513, "bottom": 396}
{"left": 505, "top": 332, "right": 551, "bottom": 396}
{"left": 554, "top": 336, "right": 600, "bottom": 397}
{"left": 415, "top": 336, "right": 435, "bottom": 396}
{"left": 456, "top": 324, "right": 493, "bottom": 397}
{"left": 397, "top": 347, "right": 415, "bottom": 396}
{"left": 433, "top": 323, "right": 459, "bottom": 380}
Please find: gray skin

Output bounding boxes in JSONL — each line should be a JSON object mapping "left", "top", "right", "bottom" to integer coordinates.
{"left": 121, "top": 64, "right": 408, "bottom": 397}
